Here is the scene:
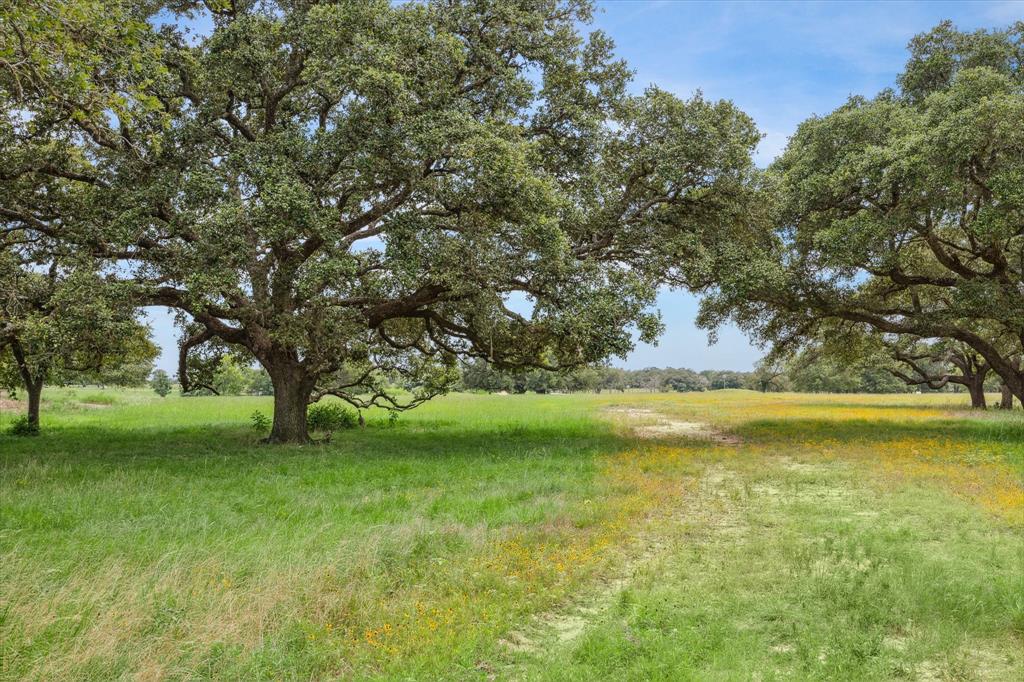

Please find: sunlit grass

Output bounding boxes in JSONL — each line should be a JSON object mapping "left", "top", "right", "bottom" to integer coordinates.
{"left": 1, "top": 388, "right": 1021, "bottom": 679}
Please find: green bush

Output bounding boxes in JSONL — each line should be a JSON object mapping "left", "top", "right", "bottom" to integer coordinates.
{"left": 250, "top": 410, "right": 271, "bottom": 432}
{"left": 8, "top": 416, "right": 39, "bottom": 437}
{"left": 151, "top": 370, "right": 172, "bottom": 397}
{"left": 307, "top": 402, "right": 358, "bottom": 432}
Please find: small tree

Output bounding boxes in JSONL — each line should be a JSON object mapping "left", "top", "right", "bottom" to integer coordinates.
{"left": 151, "top": 370, "right": 172, "bottom": 398}
{"left": 246, "top": 368, "right": 274, "bottom": 396}
{"left": 459, "top": 359, "right": 514, "bottom": 393}
{"left": 662, "top": 368, "right": 708, "bottom": 393}
{"left": 597, "top": 367, "right": 628, "bottom": 393}
{"left": 0, "top": 259, "right": 154, "bottom": 431}
{"left": 748, "top": 358, "right": 789, "bottom": 393}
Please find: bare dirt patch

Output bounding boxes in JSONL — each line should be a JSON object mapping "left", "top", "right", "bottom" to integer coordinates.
{"left": 635, "top": 421, "right": 741, "bottom": 445}
{"left": 916, "top": 643, "right": 1021, "bottom": 682}
{"left": 500, "top": 514, "right": 684, "bottom": 655}
{"left": 604, "top": 407, "right": 741, "bottom": 445}
{"left": 1, "top": 398, "right": 23, "bottom": 411}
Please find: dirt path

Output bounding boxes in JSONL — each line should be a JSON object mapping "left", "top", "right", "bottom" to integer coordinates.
{"left": 499, "top": 408, "right": 743, "bottom": 662}
{"left": 498, "top": 515, "right": 677, "bottom": 658}
{"left": 499, "top": 464, "right": 749, "bottom": 667}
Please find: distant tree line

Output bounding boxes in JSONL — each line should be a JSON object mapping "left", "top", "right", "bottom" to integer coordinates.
{"left": 458, "top": 359, "right": 750, "bottom": 394}
{"left": 457, "top": 359, "right": 857, "bottom": 394}
{"left": 460, "top": 352, "right": 1014, "bottom": 399}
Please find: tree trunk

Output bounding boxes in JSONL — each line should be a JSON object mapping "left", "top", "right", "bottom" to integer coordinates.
{"left": 26, "top": 380, "right": 42, "bottom": 429}
{"left": 9, "top": 339, "right": 44, "bottom": 432}
{"left": 982, "top": 354, "right": 1023, "bottom": 405}
{"left": 966, "top": 377, "right": 986, "bottom": 409}
{"left": 266, "top": 363, "right": 314, "bottom": 444}
{"left": 999, "top": 384, "right": 1014, "bottom": 410}
{"left": 1006, "top": 358, "right": 1023, "bottom": 405}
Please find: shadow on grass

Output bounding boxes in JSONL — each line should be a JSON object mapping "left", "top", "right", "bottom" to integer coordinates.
{"left": 0, "top": 417, "right": 629, "bottom": 471}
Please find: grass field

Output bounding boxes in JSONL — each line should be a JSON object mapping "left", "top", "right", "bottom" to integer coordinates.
{"left": 1, "top": 389, "right": 1022, "bottom": 680}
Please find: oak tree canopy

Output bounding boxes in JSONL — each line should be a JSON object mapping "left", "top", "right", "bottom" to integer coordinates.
{"left": 698, "top": 21, "right": 1024, "bottom": 404}
{"left": 1, "top": 0, "right": 759, "bottom": 441}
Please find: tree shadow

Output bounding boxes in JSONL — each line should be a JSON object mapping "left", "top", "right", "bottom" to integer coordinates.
{"left": 0, "top": 416, "right": 629, "bottom": 473}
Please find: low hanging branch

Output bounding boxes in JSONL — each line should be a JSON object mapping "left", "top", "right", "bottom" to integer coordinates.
{"left": 888, "top": 345, "right": 990, "bottom": 407}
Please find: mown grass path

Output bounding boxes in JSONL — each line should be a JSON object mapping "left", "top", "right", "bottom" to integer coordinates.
{"left": 1, "top": 390, "right": 1022, "bottom": 680}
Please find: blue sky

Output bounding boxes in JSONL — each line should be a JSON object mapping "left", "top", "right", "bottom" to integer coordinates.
{"left": 144, "top": 0, "right": 1023, "bottom": 373}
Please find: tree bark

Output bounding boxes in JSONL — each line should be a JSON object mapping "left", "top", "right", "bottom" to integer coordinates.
{"left": 26, "top": 380, "right": 42, "bottom": 429}
{"left": 999, "top": 384, "right": 1014, "bottom": 410}
{"left": 9, "top": 339, "right": 44, "bottom": 432}
{"left": 265, "top": 360, "right": 315, "bottom": 444}
{"left": 966, "top": 377, "right": 987, "bottom": 409}
{"left": 996, "top": 357, "right": 1024, "bottom": 405}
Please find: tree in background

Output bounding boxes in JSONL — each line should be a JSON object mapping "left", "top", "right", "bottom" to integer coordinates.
{"left": 660, "top": 368, "right": 709, "bottom": 393}
{"left": 596, "top": 367, "right": 628, "bottom": 393}
{"left": 151, "top": 370, "right": 172, "bottom": 398}
{"left": 888, "top": 339, "right": 991, "bottom": 407}
{"left": 628, "top": 368, "right": 671, "bottom": 392}
{"left": 784, "top": 321, "right": 1015, "bottom": 404}
{"left": 0, "top": 260, "right": 155, "bottom": 431}
{"left": 747, "top": 358, "right": 790, "bottom": 393}
{"left": 61, "top": 326, "right": 158, "bottom": 388}
{"left": 178, "top": 354, "right": 276, "bottom": 397}
{"left": 698, "top": 21, "right": 1024, "bottom": 401}
{"left": 785, "top": 351, "right": 909, "bottom": 395}
{"left": 522, "top": 370, "right": 560, "bottom": 395}
{"left": 460, "top": 362, "right": 756, "bottom": 395}
{"left": 458, "top": 359, "right": 515, "bottom": 393}
{"left": 701, "top": 369, "right": 747, "bottom": 390}
{"left": 563, "top": 366, "right": 601, "bottom": 393}
{"left": 2, "top": 0, "right": 758, "bottom": 442}
{"left": 76, "top": 358, "right": 157, "bottom": 389}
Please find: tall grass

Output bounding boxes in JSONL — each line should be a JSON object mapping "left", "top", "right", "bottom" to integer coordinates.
{"left": 1, "top": 389, "right": 1021, "bottom": 680}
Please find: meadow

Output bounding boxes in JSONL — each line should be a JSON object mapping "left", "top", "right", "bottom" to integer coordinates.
{"left": 1, "top": 389, "right": 1022, "bottom": 681}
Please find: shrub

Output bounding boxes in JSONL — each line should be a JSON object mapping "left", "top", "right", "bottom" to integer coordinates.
{"left": 8, "top": 416, "right": 39, "bottom": 437}
{"left": 151, "top": 370, "right": 172, "bottom": 397}
{"left": 250, "top": 410, "right": 271, "bottom": 432}
{"left": 307, "top": 402, "right": 358, "bottom": 432}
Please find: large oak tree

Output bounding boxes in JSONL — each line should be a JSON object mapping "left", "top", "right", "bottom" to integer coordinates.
{"left": 2, "top": 0, "right": 759, "bottom": 442}
{"left": 697, "top": 21, "right": 1024, "bottom": 402}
